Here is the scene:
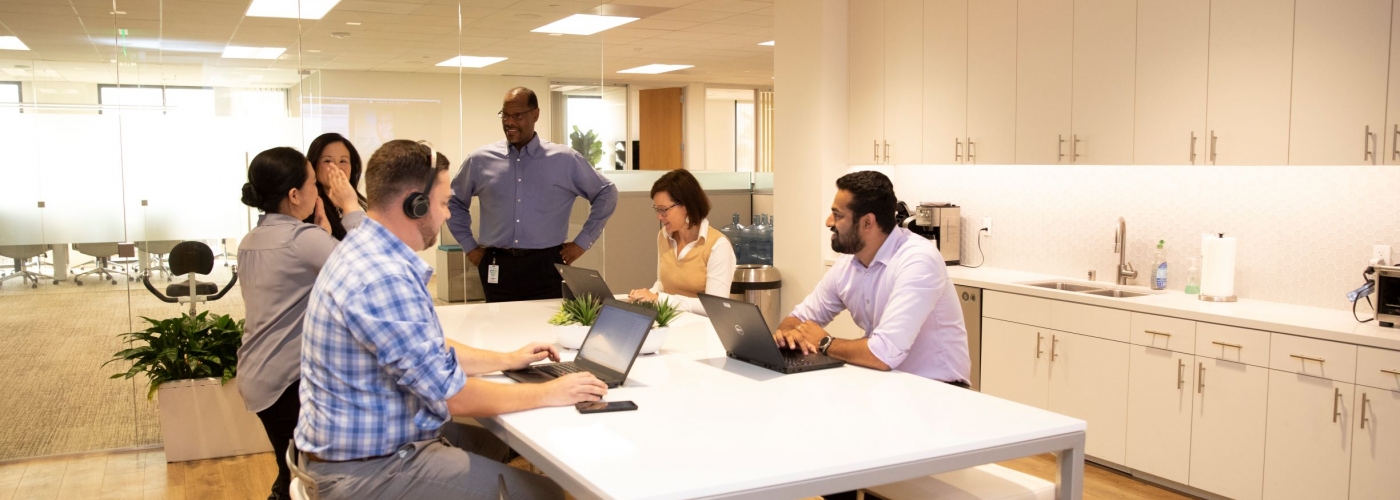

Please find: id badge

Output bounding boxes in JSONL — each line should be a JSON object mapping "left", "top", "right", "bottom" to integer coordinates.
{"left": 487, "top": 264, "right": 500, "bottom": 284}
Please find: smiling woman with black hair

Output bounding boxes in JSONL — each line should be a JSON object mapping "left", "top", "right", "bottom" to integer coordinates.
{"left": 237, "top": 146, "right": 362, "bottom": 500}
{"left": 302, "top": 133, "right": 368, "bottom": 240}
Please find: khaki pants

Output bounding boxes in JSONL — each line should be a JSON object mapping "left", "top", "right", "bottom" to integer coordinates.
{"left": 304, "top": 422, "right": 564, "bottom": 500}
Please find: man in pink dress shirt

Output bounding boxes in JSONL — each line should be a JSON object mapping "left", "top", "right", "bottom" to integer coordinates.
{"left": 773, "top": 170, "right": 970, "bottom": 386}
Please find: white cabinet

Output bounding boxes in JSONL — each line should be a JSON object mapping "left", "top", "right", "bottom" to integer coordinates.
{"left": 1134, "top": 0, "right": 1209, "bottom": 165}
{"left": 1014, "top": 0, "right": 1073, "bottom": 164}
{"left": 921, "top": 0, "right": 969, "bottom": 164}
{"left": 1125, "top": 346, "right": 1193, "bottom": 485}
{"left": 1070, "top": 0, "right": 1136, "bottom": 165}
{"left": 1262, "top": 371, "right": 1354, "bottom": 500}
{"left": 1204, "top": 0, "right": 1295, "bottom": 165}
{"left": 1189, "top": 357, "right": 1269, "bottom": 500}
{"left": 1288, "top": 0, "right": 1391, "bottom": 165}
{"left": 1386, "top": 3, "right": 1400, "bottom": 165}
{"left": 965, "top": 0, "right": 1017, "bottom": 164}
{"left": 981, "top": 318, "right": 1050, "bottom": 409}
{"left": 1047, "top": 330, "right": 1129, "bottom": 464}
{"left": 1350, "top": 388, "right": 1400, "bottom": 499}
{"left": 848, "top": 0, "right": 922, "bottom": 165}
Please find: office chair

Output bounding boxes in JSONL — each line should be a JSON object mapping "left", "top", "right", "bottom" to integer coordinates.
{"left": 0, "top": 244, "right": 58, "bottom": 289}
{"left": 71, "top": 242, "right": 134, "bottom": 285}
{"left": 135, "top": 240, "right": 180, "bottom": 281}
{"left": 286, "top": 440, "right": 317, "bottom": 500}
{"left": 141, "top": 241, "right": 237, "bottom": 315}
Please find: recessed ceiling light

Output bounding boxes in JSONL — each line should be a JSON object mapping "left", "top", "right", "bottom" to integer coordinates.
{"left": 331, "top": 32, "right": 352, "bottom": 39}
{"left": 532, "top": 14, "right": 638, "bottom": 36}
{"left": 246, "top": 0, "right": 341, "bottom": 20}
{"left": 222, "top": 46, "right": 287, "bottom": 59}
{"left": 346, "top": 22, "right": 361, "bottom": 25}
{"left": 307, "top": 49, "right": 321, "bottom": 53}
{"left": 435, "top": 55, "right": 507, "bottom": 68}
{"left": 759, "top": 40, "right": 774, "bottom": 46}
{"left": 110, "top": 11, "right": 126, "bottom": 15}
{"left": 0, "top": 36, "right": 30, "bottom": 51}
{"left": 617, "top": 64, "right": 692, "bottom": 74}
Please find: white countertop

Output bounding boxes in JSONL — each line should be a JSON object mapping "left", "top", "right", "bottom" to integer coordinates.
{"left": 946, "top": 266, "right": 1400, "bottom": 351}
{"left": 437, "top": 300, "right": 1086, "bottom": 500}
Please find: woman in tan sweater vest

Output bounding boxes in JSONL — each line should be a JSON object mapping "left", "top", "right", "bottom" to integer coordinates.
{"left": 627, "top": 169, "right": 736, "bottom": 316}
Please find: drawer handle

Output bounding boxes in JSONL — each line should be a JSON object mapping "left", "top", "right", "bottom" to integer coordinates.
{"left": 1333, "top": 387, "right": 1342, "bottom": 423}
{"left": 1177, "top": 359, "right": 1185, "bottom": 390}
{"left": 1382, "top": 369, "right": 1400, "bottom": 376}
{"left": 1146, "top": 330, "right": 1172, "bottom": 337}
{"left": 1290, "top": 354, "right": 1326, "bottom": 364}
{"left": 1211, "top": 341, "right": 1242, "bottom": 349}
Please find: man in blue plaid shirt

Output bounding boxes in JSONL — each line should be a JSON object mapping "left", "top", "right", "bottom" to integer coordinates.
{"left": 295, "top": 140, "right": 608, "bottom": 499}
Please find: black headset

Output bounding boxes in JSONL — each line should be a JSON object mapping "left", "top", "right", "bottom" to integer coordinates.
{"left": 403, "top": 142, "right": 438, "bottom": 219}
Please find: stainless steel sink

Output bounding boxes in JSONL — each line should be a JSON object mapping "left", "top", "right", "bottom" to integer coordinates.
{"left": 1020, "top": 281, "right": 1105, "bottom": 292}
{"left": 1082, "top": 289, "right": 1154, "bottom": 298}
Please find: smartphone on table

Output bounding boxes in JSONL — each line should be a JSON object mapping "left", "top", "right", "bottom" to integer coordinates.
{"left": 575, "top": 400, "right": 637, "bottom": 414}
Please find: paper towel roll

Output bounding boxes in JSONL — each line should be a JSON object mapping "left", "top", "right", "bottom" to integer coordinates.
{"left": 1200, "top": 234, "right": 1237, "bottom": 299}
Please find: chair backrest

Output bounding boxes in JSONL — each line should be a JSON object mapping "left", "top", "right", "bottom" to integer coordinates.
{"left": 286, "top": 441, "right": 318, "bottom": 500}
{"left": 168, "top": 241, "right": 214, "bottom": 276}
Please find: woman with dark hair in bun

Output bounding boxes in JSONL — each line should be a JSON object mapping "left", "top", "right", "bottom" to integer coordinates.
{"left": 236, "top": 146, "right": 361, "bottom": 500}
{"left": 303, "top": 133, "right": 367, "bottom": 240}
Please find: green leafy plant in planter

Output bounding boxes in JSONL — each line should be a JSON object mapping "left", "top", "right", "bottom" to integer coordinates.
{"left": 633, "top": 298, "right": 682, "bottom": 328}
{"left": 553, "top": 294, "right": 603, "bottom": 326}
{"left": 569, "top": 126, "right": 604, "bottom": 167}
{"left": 105, "top": 311, "right": 245, "bottom": 400}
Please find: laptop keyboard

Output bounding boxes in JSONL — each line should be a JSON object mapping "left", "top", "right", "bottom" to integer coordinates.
{"left": 536, "top": 363, "right": 585, "bottom": 377}
{"left": 782, "top": 352, "right": 818, "bottom": 367}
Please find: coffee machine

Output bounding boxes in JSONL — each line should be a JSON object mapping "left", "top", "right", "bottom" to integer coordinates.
{"left": 897, "top": 202, "right": 961, "bottom": 265}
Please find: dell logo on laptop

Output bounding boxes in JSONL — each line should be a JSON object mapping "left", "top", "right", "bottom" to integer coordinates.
{"left": 734, "top": 325, "right": 745, "bottom": 335}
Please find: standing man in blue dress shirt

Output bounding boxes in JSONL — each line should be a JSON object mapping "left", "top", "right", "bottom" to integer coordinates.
{"left": 297, "top": 140, "right": 608, "bottom": 499}
{"left": 449, "top": 87, "right": 619, "bottom": 302}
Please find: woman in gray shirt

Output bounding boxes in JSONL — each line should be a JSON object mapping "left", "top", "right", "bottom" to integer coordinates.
{"left": 238, "top": 146, "right": 362, "bottom": 500}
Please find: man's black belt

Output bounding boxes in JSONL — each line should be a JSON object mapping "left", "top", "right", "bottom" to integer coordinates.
{"left": 487, "top": 245, "right": 560, "bottom": 258}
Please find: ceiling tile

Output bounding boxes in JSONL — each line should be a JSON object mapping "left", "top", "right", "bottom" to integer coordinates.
{"left": 648, "top": 8, "right": 732, "bottom": 22}
{"left": 681, "top": 0, "right": 768, "bottom": 14}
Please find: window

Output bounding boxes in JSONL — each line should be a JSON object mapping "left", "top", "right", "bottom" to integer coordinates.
{"left": 98, "top": 85, "right": 214, "bottom": 115}
{"left": 0, "top": 82, "right": 20, "bottom": 114}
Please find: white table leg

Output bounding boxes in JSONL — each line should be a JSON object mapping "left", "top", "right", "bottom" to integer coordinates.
{"left": 1055, "top": 433, "right": 1085, "bottom": 500}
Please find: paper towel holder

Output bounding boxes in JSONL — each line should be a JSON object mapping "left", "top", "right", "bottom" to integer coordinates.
{"left": 1199, "top": 232, "right": 1238, "bottom": 302}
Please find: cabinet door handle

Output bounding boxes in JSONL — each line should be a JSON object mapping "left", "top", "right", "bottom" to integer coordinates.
{"left": 1050, "top": 335, "right": 1060, "bottom": 361}
{"left": 1334, "top": 387, "right": 1342, "bottom": 423}
{"left": 1198, "top": 362, "right": 1205, "bottom": 394}
{"left": 883, "top": 141, "right": 890, "bottom": 163}
{"left": 1211, "top": 340, "right": 1242, "bottom": 349}
{"left": 1392, "top": 124, "right": 1399, "bottom": 161}
{"left": 955, "top": 138, "right": 963, "bottom": 162}
{"left": 1362, "top": 392, "right": 1371, "bottom": 429}
{"left": 1365, "top": 125, "right": 1376, "bottom": 163}
{"left": 967, "top": 138, "right": 976, "bottom": 162}
{"left": 873, "top": 140, "right": 880, "bottom": 163}
{"left": 1190, "top": 131, "right": 1198, "bottom": 164}
{"left": 1058, "top": 134, "right": 1066, "bottom": 162}
{"left": 1177, "top": 359, "right": 1185, "bottom": 390}
{"left": 1290, "top": 353, "right": 1326, "bottom": 364}
{"left": 1209, "top": 130, "right": 1218, "bottom": 163}
{"left": 1072, "top": 134, "right": 1082, "bottom": 161}
{"left": 1035, "top": 332, "right": 1044, "bottom": 359}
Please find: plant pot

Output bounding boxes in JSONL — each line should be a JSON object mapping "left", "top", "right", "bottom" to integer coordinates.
{"left": 156, "top": 377, "right": 273, "bottom": 462}
{"left": 556, "top": 324, "right": 590, "bottom": 350}
{"left": 640, "top": 326, "right": 668, "bottom": 354}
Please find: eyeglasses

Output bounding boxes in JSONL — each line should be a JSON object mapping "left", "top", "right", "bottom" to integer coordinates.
{"left": 497, "top": 108, "right": 537, "bottom": 122}
{"left": 651, "top": 203, "right": 680, "bottom": 215}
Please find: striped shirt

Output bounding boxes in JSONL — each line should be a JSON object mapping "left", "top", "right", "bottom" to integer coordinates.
{"left": 295, "top": 217, "right": 466, "bottom": 461}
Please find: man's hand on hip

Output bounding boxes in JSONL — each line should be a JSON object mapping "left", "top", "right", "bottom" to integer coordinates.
{"left": 467, "top": 247, "right": 486, "bottom": 267}
{"left": 560, "top": 242, "right": 586, "bottom": 265}
{"left": 540, "top": 372, "right": 608, "bottom": 406}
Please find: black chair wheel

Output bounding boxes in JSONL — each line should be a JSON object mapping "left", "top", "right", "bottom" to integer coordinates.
{"left": 52, "top": 280, "right": 59, "bottom": 285}
{"left": 76, "top": 280, "right": 83, "bottom": 286}
{"left": 110, "top": 279, "right": 117, "bottom": 285}
{"left": 31, "top": 283, "right": 37, "bottom": 289}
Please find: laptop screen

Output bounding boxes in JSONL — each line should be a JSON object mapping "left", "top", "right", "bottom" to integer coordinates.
{"left": 578, "top": 303, "right": 653, "bottom": 374}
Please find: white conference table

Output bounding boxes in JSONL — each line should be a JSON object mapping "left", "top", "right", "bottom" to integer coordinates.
{"left": 439, "top": 300, "right": 1086, "bottom": 500}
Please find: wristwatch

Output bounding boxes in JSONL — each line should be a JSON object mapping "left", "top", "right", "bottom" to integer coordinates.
{"left": 818, "top": 335, "right": 835, "bottom": 355}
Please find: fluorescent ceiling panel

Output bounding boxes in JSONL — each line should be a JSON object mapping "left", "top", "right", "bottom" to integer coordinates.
{"left": 758, "top": 40, "right": 774, "bottom": 46}
{"left": 246, "top": 0, "right": 341, "bottom": 20}
{"left": 0, "top": 36, "right": 30, "bottom": 51}
{"left": 532, "top": 14, "right": 638, "bottom": 36}
{"left": 222, "top": 46, "right": 287, "bottom": 59}
{"left": 617, "top": 64, "right": 693, "bottom": 74}
{"left": 436, "top": 56, "right": 507, "bottom": 68}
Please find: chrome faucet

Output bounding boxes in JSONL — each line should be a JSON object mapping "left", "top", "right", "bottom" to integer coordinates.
{"left": 1115, "top": 217, "right": 1137, "bottom": 285}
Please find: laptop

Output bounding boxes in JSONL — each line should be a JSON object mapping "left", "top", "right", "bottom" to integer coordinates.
{"left": 555, "top": 264, "right": 614, "bottom": 302}
{"left": 697, "top": 293, "right": 845, "bottom": 374}
{"left": 504, "top": 299, "right": 658, "bottom": 388}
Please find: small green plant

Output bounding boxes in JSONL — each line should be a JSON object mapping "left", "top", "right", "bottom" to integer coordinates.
{"left": 634, "top": 298, "right": 682, "bottom": 328}
{"left": 569, "top": 126, "right": 604, "bottom": 166}
{"left": 547, "top": 309, "right": 576, "bottom": 326}
{"left": 559, "top": 294, "right": 603, "bottom": 327}
{"left": 105, "top": 312, "right": 245, "bottom": 400}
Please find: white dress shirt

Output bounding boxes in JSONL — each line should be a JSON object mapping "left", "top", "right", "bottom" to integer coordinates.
{"left": 789, "top": 227, "right": 970, "bottom": 383}
{"left": 648, "top": 218, "right": 737, "bottom": 316}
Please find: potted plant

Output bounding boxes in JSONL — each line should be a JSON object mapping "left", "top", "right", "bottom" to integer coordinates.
{"left": 633, "top": 298, "right": 681, "bottom": 354}
{"left": 550, "top": 294, "right": 601, "bottom": 349}
{"left": 569, "top": 126, "right": 604, "bottom": 167}
{"left": 106, "top": 312, "right": 272, "bottom": 462}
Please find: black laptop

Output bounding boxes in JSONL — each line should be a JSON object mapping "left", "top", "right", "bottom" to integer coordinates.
{"left": 697, "top": 293, "right": 845, "bottom": 374}
{"left": 555, "top": 264, "right": 615, "bottom": 302}
{"left": 503, "top": 299, "right": 658, "bottom": 388}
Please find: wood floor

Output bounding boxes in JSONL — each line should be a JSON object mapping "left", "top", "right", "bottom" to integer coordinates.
{"left": 0, "top": 449, "right": 1194, "bottom": 500}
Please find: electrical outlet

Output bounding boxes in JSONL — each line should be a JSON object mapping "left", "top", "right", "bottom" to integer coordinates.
{"left": 1373, "top": 244, "right": 1393, "bottom": 267}
{"left": 982, "top": 217, "right": 992, "bottom": 236}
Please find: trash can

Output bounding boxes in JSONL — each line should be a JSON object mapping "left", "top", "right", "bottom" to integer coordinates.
{"left": 731, "top": 264, "right": 782, "bottom": 332}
